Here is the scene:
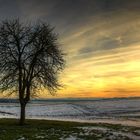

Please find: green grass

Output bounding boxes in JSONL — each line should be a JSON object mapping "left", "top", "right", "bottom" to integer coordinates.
{"left": 0, "top": 119, "right": 139, "bottom": 140}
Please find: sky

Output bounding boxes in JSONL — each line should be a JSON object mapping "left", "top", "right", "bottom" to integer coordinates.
{"left": 0, "top": 0, "right": 140, "bottom": 98}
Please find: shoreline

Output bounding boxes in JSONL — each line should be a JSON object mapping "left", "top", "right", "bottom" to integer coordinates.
{"left": 0, "top": 117, "right": 140, "bottom": 127}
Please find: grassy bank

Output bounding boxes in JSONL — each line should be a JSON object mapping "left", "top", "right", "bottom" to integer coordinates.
{"left": 0, "top": 119, "right": 139, "bottom": 140}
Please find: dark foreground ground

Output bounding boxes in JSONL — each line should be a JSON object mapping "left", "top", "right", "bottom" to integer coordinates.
{"left": 0, "top": 119, "right": 139, "bottom": 140}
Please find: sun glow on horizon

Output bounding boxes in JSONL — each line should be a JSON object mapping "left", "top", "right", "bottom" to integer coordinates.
{"left": 37, "top": 44, "right": 140, "bottom": 99}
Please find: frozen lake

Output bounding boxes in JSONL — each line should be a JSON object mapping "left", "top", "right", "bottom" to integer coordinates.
{"left": 0, "top": 98, "right": 140, "bottom": 127}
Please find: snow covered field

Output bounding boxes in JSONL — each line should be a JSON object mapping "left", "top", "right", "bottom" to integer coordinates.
{"left": 0, "top": 98, "right": 140, "bottom": 127}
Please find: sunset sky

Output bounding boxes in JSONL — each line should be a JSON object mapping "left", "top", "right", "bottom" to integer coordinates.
{"left": 0, "top": 0, "right": 140, "bottom": 98}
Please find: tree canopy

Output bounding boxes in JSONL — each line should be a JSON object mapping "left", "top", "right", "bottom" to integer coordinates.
{"left": 0, "top": 19, "right": 65, "bottom": 124}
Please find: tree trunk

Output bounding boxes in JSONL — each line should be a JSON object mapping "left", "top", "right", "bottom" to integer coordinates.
{"left": 19, "top": 103, "right": 26, "bottom": 125}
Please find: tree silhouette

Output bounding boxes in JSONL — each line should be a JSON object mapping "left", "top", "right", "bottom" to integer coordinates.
{"left": 0, "top": 19, "right": 65, "bottom": 125}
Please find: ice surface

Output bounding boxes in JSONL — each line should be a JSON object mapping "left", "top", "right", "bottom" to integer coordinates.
{"left": 0, "top": 98, "right": 140, "bottom": 127}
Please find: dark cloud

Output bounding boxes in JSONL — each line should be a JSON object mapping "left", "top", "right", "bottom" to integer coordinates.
{"left": 0, "top": 0, "right": 140, "bottom": 33}
{"left": 104, "top": 88, "right": 140, "bottom": 93}
{"left": 79, "top": 46, "right": 95, "bottom": 54}
{"left": 94, "top": 71, "right": 140, "bottom": 78}
{"left": 46, "top": 0, "right": 140, "bottom": 34}
{"left": 98, "top": 37, "right": 120, "bottom": 50}
{"left": 78, "top": 22, "right": 140, "bottom": 56}
{"left": 96, "top": 0, "right": 140, "bottom": 12}
{"left": 78, "top": 37, "right": 120, "bottom": 55}
{"left": 0, "top": 0, "right": 140, "bottom": 53}
{"left": 0, "top": 0, "right": 21, "bottom": 19}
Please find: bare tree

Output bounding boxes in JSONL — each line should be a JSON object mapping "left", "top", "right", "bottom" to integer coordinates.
{"left": 0, "top": 19, "right": 65, "bottom": 125}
